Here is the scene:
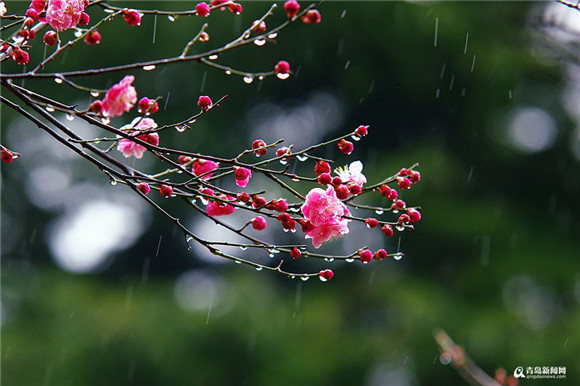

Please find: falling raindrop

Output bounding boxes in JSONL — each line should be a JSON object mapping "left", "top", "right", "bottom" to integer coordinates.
{"left": 375, "top": 209, "right": 384, "bottom": 215}
{"left": 66, "top": 113, "right": 74, "bottom": 121}
{"left": 54, "top": 77, "right": 63, "bottom": 84}
{"left": 90, "top": 91, "right": 100, "bottom": 97}
{"left": 276, "top": 73, "right": 290, "bottom": 80}
{"left": 142, "top": 65, "right": 156, "bottom": 71}
{"left": 341, "top": 9, "right": 347, "bottom": 18}
{"left": 254, "top": 39, "right": 266, "bottom": 46}
{"left": 267, "top": 32, "right": 278, "bottom": 39}
{"left": 208, "top": 54, "right": 219, "bottom": 60}
{"left": 45, "top": 105, "right": 55, "bottom": 112}
{"left": 243, "top": 76, "right": 254, "bottom": 84}
{"left": 296, "top": 155, "right": 308, "bottom": 162}
{"left": 300, "top": 276, "right": 310, "bottom": 282}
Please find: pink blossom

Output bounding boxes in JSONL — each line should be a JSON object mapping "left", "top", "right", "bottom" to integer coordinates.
{"left": 300, "top": 187, "right": 351, "bottom": 248}
{"left": 207, "top": 194, "right": 236, "bottom": 217}
{"left": 102, "top": 75, "right": 137, "bottom": 118}
{"left": 116, "top": 117, "right": 158, "bottom": 159}
{"left": 193, "top": 159, "right": 219, "bottom": 179}
{"left": 45, "top": 0, "right": 86, "bottom": 32}
{"left": 335, "top": 160, "right": 367, "bottom": 188}
{"left": 234, "top": 166, "right": 252, "bottom": 187}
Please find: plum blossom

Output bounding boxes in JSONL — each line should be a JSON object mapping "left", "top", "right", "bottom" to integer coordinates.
{"left": 207, "top": 194, "right": 236, "bottom": 216}
{"left": 45, "top": 0, "right": 87, "bottom": 32}
{"left": 101, "top": 75, "right": 137, "bottom": 117}
{"left": 193, "top": 159, "right": 219, "bottom": 179}
{"left": 0, "top": 2, "right": 7, "bottom": 17}
{"left": 234, "top": 166, "right": 252, "bottom": 187}
{"left": 301, "top": 187, "right": 351, "bottom": 248}
{"left": 335, "top": 160, "right": 366, "bottom": 188}
{"left": 116, "top": 117, "right": 158, "bottom": 159}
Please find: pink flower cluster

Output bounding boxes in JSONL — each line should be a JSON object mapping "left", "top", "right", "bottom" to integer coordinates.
{"left": 101, "top": 75, "right": 137, "bottom": 117}
{"left": 207, "top": 193, "right": 236, "bottom": 217}
{"left": 117, "top": 118, "right": 159, "bottom": 159}
{"left": 45, "top": 0, "right": 87, "bottom": 32}
{"left": 301, "top": 187, "right": 351, "bottom": 248}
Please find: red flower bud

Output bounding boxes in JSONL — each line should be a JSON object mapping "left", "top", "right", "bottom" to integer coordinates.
{"left": 301, "top": 9, "right": 321, "bottom": 24}
{"left": 381, "top": 224, "right": 394, "bottom": 237}
{"left": 290, "top": 247, "right": 301, "bottom": 259}
{"left": 319, "top": 269, "right": 334, "bottom": 281}
{"left": 137, "top": 183, "right": 151, "bottom": 195}
{"left": 251, "top": 216, "right": 267, "bottom": 230}
{"left": 122, "top": 9, "right": 142, "bottom": 26}
{"left": 314, "top": 160, "right": 331, "bottom": 175}
{"left": 43, "top": 31, "right": 58, "bottom": 46}
{"left": 159, "top": 184, "right": 174, "bottom": 197}
{"left": 364, "top": 218, "right": 379, "bottom": 228}
{"left": 374, "top": 249, "right": 388, "bottom": 260}
{"left": 196, "top": 2, "right": 210, "bottom": 17}
{"left": 84, "top": 30, "right": 101, "bottom": 45}
{"left": 284, "top": 0, "right": 300, "bottom": 19}
{"left": 197, "top": 95, "right": 212, "bottom": 111}
{"left": 358, "top": 249, "right": 373, "bottom": 263}
{"left": 317, "top": 173, "right": 332, "bottom": 185}
{"left": 407, "top": 208, "right": 421, "bottom": 223}
{"left": 252, "top": 139, "right": 267, "bottom": 156}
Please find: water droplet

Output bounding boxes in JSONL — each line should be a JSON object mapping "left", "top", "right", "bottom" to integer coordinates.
{"left": 365, "top": 224, "right": 372, "bottom": 229}
{"left": 276, "top": 73, "right": 290, "bottom": 80}
{"left": 104, "top": 8, "right": 114, "bottom": 13}
{"left": 393, "top": 254, "right": 403, "bottom": 261}
{"left": 74, "top": 30, "right": 83, "bottom": 38}
{"left": 346, "top": 258, "right": 355, "bottom": 263}
{"left": 254, "top": 39, "right": 266, "bottom": 46}
{"left": 291, "top": 178, "right": 299, "bottom": 182}
{"left": 279, "top": 159, "right": 288, "bottom": 165}
{"left": 143, "top": 65, "right": 156, "bottom": 71}
{"left": 283, "top": 228, "right": 289, "bottom": 233}
{"left": 299, "top": 246, "right": 307, "bottom": 251}
{"left": 351, "top": 135, "right": 361, "bottom": 141}
{"left": 225, "top": 70, "right": 232, "bottom": 75}
{"left": 240, "top": 246, "right": 248, "bottom": 251}
{"left": 200, "top": 197, "right": 209, "bottom": 205}
{"left": 208, "top": 54, "right": 218, "bottom": 60}
{"left": 234, "top": 260, "right": 242, "bottom": 264}
{"left": 296, "top": 155, "right": 308, "bottom": 162}
{"left": 243, "top": 76, "right": 254, "bottom": 84}
{"left": 300, "top": 276, "right": 310, "bottom": 282}
{"left": 90, "top": 91, "right": 100, "bottom": 97}
{"left": 290, "top": 275, "right": 296, "bottom": 280}
{"left": 101, "top": 117, "right": 110, "bottom": 124}
{"left": 66, "top": 113, "right": 74, "bottom": 121}
{"left": 45, "top": 106, "right": 55, "bottom": 112}
{"left": 94, "top": 140, "right": 101, "bottom": 144}
{"left": 175, "top": 125, "right": 187, "bottom": 133}
{"left": 324, "top": 258, "right": 330, "bottom": 262}
{"left": 110, "top": 179, "right": 117, "bottom": 186}
{"left": 186, "top": 235, "right": 193, "bottom": 243}
{"left": 255, "top": 266, "right": 263, "bottom": 271}
{"left": 190, "top": 199, "right": 197, "bottom": 204}
{"left": 268, "top": 253, "right": 274, "bottom": 258}
{"left": 290, "top": 229, "right": 296, "bottom": 233}
{"left": 319, "top": 276, "right": 328, "bottom": 282}
{"left": 167, "top": 15, "right": 176, "bottom": 22}
{"left": 54, "top": 77, "right": 63, "bottom": 84}
{"left": 396, "top": 225, "right": 405, "bottom": 232}
{"left": 267, "top": 32, "right": 278, "bottom": 39}
{"left": 375, "top": 209, "right": 384, "bottom": 215}
{"left": 258, "top": 75, "right": 264, "bottom": 80}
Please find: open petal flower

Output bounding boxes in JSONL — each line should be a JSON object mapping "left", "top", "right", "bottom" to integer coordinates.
{"left": 45, "top": 0, "right": 86, "bottom": 32}
{"left": 301, "top": 187, "right": 351, "bottom": 248}
{"left": 102, "top": 75, "right": 137, "bottom": 117}
{"left": 335, "top": 160, "right": 367, "bottom": 188}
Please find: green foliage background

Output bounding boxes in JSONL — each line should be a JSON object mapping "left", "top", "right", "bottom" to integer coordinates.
{"left": 1, "top": 1, "right": 579, "bottom": 385}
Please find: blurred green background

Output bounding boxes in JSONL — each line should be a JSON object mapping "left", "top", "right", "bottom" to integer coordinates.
{"left": 2, "top": 1, "right": 579, "bottom": 385}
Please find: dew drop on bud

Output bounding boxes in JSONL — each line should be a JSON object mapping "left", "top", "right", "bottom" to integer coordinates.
{"left": 90, "top": 91, "right": 100, "bottom": 97}
{"left": 375, "top": 209, "right": 384, "bottom": 215}
{"left": 66, "top": 113, "right": 74, "bottom": 121}
{"left": 45, "top": 106, "right": 55, "bottom": 112}
{"left": 208, "top": 54, "right": 218, "bottom": 60}
{"left": 276, "top": 73, "right": 290, "bottom": 80}
{"left": 254, "top": 39, "right": 266, "bottom": 46}
{"left": 267, "top": 32, "right": 278, "bottom": 39}
{"left": 319, "top": 275, "right": 328, "bottom": 282}
{"left": 54, "top": 77, "right": 63, "bottom": 84}
{"left": 300, "top": 276, "right": 310, "bottom": 282}
{"left": 143, "top": 65, "right": 156, "bottom": 71}
{"left": 243, "top": 76, "right": 254, "bottom": 84}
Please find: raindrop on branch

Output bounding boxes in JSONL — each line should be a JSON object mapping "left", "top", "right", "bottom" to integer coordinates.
{"left": 243, "top": 76, "right": 254, "bottom": 84}
{"left": 142, "top": 65, "right": 156, "bottom": 71}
